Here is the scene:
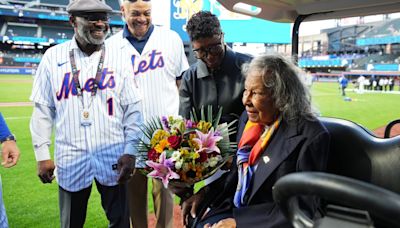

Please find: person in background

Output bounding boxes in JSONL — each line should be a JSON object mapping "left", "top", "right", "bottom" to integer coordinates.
{"left": 304, "top": 70, "right": 314, "bottom": 90}
{"left": 357, "top": 75, "right": 365, "bottom": 94}
{"left": 181, "top": 54, "right": 330, "bottom": 228}
{"left": 388, "top": 77, "right": 394, "bottom": 91}
{"left": 339, "top": 75, "right": 348, "bottom": 96}
{"left": 0, "top": 112, "right": 20, "bottom": 227}
{"left": 378, "top": 77, "right": 384, "bottom": 91}
{"left": 29, "top": 0, "right": 143, "bottom": 227}
{"left": 364, "top": 77, "right": 371, "bottom": 91}
{"left": 106, "top": 0, "right": 189, "bottom": 227}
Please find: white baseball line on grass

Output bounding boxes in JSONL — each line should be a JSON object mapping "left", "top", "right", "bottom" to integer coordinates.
{"left": 4, "top": 116, "right": 31, "bottom": 120}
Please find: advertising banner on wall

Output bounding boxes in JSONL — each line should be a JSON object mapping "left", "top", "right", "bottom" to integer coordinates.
{"left": 170, "top": 0, "right": 291, "bottom": 43}
{"left": 0, "top": 67, "right": 34, "bottom": 75}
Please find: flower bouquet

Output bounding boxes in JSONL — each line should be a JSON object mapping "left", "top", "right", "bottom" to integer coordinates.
{"left": 136, "top": 106, "right": 237, "bottom": 188}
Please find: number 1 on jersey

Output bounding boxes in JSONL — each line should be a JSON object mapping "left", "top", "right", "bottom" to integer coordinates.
{"left": 107, "top": 97, "right": 113, "bottom": 116}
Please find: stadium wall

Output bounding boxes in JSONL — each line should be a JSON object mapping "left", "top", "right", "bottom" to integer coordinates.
{"left": 0, "top": 66, "right": 35, "bottom": 75}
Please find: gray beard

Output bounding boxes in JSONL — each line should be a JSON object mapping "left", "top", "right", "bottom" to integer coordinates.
{"left": 76, "top": 25, "right": 106, "bottom": 45}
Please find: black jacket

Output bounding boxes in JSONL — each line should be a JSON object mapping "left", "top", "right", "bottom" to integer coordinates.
{"left": 179, "top": 47, "right": 252, "bottom": 124}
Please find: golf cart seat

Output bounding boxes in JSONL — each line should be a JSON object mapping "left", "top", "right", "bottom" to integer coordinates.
{"left": 273, "top": 117, "right": 400, "bottom": 227}
{"left": 320, "top": 117, "right": 400, "bottom": 194}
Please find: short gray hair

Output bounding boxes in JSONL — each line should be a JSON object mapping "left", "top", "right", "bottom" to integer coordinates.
{"left": 242, "top": 54, "right": 316, "bottom": 121}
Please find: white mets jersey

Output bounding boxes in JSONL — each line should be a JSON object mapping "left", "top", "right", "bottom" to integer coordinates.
{"left": 106, "top": 25, "right": 189, "bottom": 122}
{"left": 30, "top": 38, "right": 143, "bottom": 192}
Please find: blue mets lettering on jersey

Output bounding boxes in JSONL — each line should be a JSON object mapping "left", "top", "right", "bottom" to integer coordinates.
{"left": 56, "top": 68, "right": 116, "bottom": 101}
{"left": 131, "top": 49, "right": 165, "bottom": 75}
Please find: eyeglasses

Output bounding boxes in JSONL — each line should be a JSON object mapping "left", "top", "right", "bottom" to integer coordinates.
{"left": 76, "top": 13, "right": 110, "bottom": 23}
{"left": 192, "top": 35, "right": 224, "bottom": 59}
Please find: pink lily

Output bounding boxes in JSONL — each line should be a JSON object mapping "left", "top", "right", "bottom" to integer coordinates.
{"left": 146, "top": 152, "right": 180, "bottom": 188}
{"left": 192, "top": 129, "right": 223, "bottom": 154}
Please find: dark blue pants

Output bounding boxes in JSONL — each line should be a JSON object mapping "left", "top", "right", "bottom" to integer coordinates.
{"left": 58, "top": 180, "right": 129, "bottom": 228}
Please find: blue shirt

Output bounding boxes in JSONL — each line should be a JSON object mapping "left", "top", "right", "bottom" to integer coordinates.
{"left": 123, "top": 24, "right": 154, "bottom": 54}
{"left": 0, "top": 113, "right": 11, "bottom": 141}
{"left": 0, "top": 176, "right": 8, "bottom": 228}
{"left": 340, "top": 77, "right": 349, "bottom": 87}
{"left": 0, "top": 114, "right": 10, "bottom": 228}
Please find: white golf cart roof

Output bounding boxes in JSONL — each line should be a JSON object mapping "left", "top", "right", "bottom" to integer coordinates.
{"left": 217, "top": 0, "right": 400, "bottom": 22}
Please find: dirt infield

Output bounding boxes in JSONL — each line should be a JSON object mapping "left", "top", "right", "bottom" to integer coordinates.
{"left": 373, "top": 123, "right": 400, "bottom": 138}
{"left": 148, "top": 206, "right": 184, "bottom": 228}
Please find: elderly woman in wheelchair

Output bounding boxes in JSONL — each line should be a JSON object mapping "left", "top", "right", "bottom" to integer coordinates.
{"left": 177, "top": 54, "right": 330, "bottom": 228}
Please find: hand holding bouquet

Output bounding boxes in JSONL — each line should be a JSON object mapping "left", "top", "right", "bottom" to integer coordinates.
{"left": 137, "top": 107, "right": 236, "bottom": 187}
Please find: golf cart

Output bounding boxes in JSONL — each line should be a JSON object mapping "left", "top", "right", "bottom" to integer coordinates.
{"left": 215, "top": 1, "right": 400, "bottom": 227}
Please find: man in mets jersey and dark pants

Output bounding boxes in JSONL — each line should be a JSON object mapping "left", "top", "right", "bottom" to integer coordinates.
{"left": 29, "top": 0, "right": 143, "bottom": 227}
{"left": 107, "top": 0, "right": 189, "bottom": 227}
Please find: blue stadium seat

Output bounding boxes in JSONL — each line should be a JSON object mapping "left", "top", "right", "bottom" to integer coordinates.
{"left": 363, "top": 18, "right": 400, "bottom": 37}
{"left": 6, "top": 24, "right": 37, "bottom": 37}
{"left": 42, "top": 25, "right": 74, "bottom": 40}
{"left": 41, "top": 0, "right": 70, "bottom": 6}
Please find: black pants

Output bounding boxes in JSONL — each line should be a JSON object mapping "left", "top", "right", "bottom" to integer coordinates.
{"left": 58, "top": 179, "right": 129, "bottom": 228}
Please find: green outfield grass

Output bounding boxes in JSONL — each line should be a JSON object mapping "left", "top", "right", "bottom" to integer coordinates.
{"left": 0, "top": 75, "right": 399, "bottom": 227}
{"left": 0, "top": 74, "right": 33, "bottom": 102}
{"left": 311, "top": 82, "right": 400, "bottom": 129}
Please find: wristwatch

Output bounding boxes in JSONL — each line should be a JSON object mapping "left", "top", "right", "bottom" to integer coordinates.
{"left": 0, "top": 134, "right": 16, "bottom": 144}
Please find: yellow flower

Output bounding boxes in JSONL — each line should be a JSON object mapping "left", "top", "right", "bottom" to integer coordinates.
{"left": 192, "top": 152, "right": 200, "bottom": 160}
{"left": 154, "top": 139, "right": 170, "bottom": 153}
{"left": 190, "top": 140, "right": 199, "bottom": 150}
{"left": 197, "top": 120, "right": 212, "bottom": 133}
{"left": 188, "top": 134, "right": 200, "bottom": 150}
{"left": 189, "top": 133, "right": 197, "bottom": 140}
{"left": 151, "top": 130, "right": 170, "bottom": 147}
{"left": 180, "top": 148, "right": 189, "bottom": 156}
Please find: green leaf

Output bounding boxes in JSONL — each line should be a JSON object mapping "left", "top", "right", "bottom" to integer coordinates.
{"left": 190, "top": 107, "right": 198, "bottom": 122}
{"left": 213, "top": 106, "right": 223, "bottom": 129}
{"left": 207, "top": 105, "right": 212, "bottom": 123}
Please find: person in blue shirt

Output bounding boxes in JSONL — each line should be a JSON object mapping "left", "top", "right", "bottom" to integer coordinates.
{"left": 0, "top": 112, "right": 21, "bottom": 227}
{"left": 339, "top": 75, "right": 349, "bottom": 96}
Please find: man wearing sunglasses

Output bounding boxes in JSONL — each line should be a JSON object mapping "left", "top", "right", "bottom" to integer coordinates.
{"left": 30, "top": 0, "right": 143, "bottom": 227}
{"left": 106, "top": 0, "right": 189, "bottom": 228}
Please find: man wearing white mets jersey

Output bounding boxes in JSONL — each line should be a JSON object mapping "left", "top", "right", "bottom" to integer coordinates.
{"left": 106, "top": 0, "right": 189, "bottom": 227}
{"left": 29, "top": 0, "right": 143, "bottom": 227}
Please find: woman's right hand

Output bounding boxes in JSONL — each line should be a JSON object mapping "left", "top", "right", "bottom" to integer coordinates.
{"left": 181, "top": 189, "right": 206, "bottom": 226}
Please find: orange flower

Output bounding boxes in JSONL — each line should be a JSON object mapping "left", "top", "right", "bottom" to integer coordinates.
{"left": 154, "top": 139, "right": 170, "bottom": 153}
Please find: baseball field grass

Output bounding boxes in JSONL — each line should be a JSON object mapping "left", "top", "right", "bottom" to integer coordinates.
{"left": 1, "top": 74, "right": 400, "bottom": 227}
